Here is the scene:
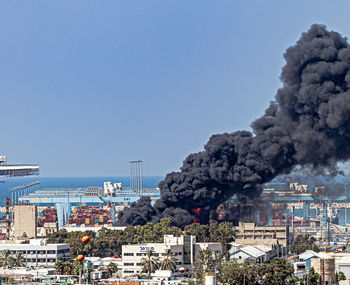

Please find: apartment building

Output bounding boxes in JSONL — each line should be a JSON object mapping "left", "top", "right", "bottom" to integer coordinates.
{"left": 0, "top": 239, "right": 70, "bottom": 268}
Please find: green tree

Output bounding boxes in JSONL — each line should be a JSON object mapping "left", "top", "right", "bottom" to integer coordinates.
{"left": 72, "top": 261, "right": 83, "bottom": 275}
{"left": 209, "top": 222, "right": 235, "bottom": 258}
{"left": 107, "top": 262, "right": 119, "bottom": 277}
{"left": 300, "top": 267, "right": 319, "bottom": 285}
{"left": 160, "top": 249, "right": 177, "bottom": 271}
{"left": 184, "top": 224, "right": 209, "bottom": 242}
{"left": 63, "top": 262, "right": 73, "bottom": 275}
{"left": 141, "top": 250, "right": 159, "bottom": 276}
{"left": 218, "top": 260, "right": 262, "bottom": 285}
{"left": 10, "top": 252, "right": 25, "bottom": 267}
{"left": 193, "top": 248, "right": 223, "bottom": 279}
{"left": 286, "top": 275, "right": 300, "bottom": 284}
{"left": 153, "top": 218, "right": 182, "bottom": 242}
{"left": 55, "top": 260, "right": 65, "bottom": 275}
{"left": 47, "top": 228, "right": 68, "bottom": 243}
{"left": 0, "top": 250, "right": 13, "bottom": 268}
{"left": 338, "top": 271, "right": 346, "bottom": 281}
{"left": 291, "top": 234, "right": 319, "bottom": 255}
{"left": 260, "top": 258, "right": 294, "bottom": 285}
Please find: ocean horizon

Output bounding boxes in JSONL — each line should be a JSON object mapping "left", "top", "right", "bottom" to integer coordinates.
{"left": 0, "top": 176, "right": 164, "bottom": 206}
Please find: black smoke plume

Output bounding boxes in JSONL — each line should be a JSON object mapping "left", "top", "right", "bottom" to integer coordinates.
{"left": 118, "top": 24, "right": 350, "bottom": 227}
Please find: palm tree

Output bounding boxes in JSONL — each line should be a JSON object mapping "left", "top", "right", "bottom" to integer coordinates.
{"left": 0, "top": 250, "right": 13, "bottom": 267}
{"left": 141, "top": 250, "right": 159, "bottom": 276}
{"left": 160, "top": 249, "right": 177, "bottom": 272}
{"left": 63, "top": 262, "right": 73, "bottom": 275}
{"left": 55, "top": 260, "right": 65, "bottom": 275}
{"left": 73, "top": 260, "right": 83, "bottom": 275}
{"left": 10, "top": 252, "right": 25, "bottom": 267}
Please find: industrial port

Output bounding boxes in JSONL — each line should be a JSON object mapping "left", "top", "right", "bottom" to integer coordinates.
{"left": 0, "top": 158, "right": 348, "bottom": 245}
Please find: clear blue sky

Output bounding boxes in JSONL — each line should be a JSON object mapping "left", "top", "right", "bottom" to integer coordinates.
{"left": 1, "top": 1, "right": 350, "bottom": 177}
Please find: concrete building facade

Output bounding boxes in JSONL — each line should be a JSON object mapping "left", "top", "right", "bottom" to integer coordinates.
{"left": 234, "top": 222, "right": 289, "bottom": 249}
{"left": 14, "top": 205, "right": 37, "bottom": 239}
{"left": 121, "top": 235, "right": 222, "bottom": 277}
{"left": 0, "top": 239, "right": 69, "bottom": 268}
{"left": 311, "top": 254, "right": 335, "bottom": 285}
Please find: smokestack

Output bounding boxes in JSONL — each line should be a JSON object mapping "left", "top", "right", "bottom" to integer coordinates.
{"left": 118, "top": 24, "right": 350, "bottom": 227}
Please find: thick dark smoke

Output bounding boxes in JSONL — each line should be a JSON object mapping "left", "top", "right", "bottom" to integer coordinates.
{"left": 118, "top": 24, "right": 350, "bottom": 227}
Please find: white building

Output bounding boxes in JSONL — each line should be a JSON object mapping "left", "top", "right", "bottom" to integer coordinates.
{"left": 336, "top": 256, "right": 350, "bottom": 278}
{"left": 229, "top": 245, "right": 268, "bottom": 263}
{"left": 0, "top": 239, "right": 69, "bottom": 268}
{"left": 122, "top": 235, "right": 222, "bottom": 277}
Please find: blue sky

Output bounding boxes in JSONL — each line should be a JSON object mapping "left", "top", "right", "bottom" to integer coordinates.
{"left": 1, "top": 1, "right": 350, "bottom": 177}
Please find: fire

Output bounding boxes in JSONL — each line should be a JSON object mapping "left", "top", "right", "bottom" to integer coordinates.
{"left": 191, "top": 208, "right": 202, "bottom": 215}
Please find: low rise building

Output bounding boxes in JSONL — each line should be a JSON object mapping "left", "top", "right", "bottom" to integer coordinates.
{"left": 37, "top": 222, "right": 58, "bottom": 237}
{"left": 121, "top": 235, "right": 222, "bottom": 277}
{"left": 229, "top": 244, "right": 281, "bottom": 263}
{"left": 230, "top": 245, "right": 266, "bottom": 263}
{"left": 0, "top": 267, "right": 55, "bottom": 284}
{"left": 0, "top": 239, "right": 70, "bottom": 268}
{"left": 234, "top": 222, "right": 289, "bottom": 254}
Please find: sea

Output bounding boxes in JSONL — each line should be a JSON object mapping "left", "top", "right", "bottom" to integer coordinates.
{"left": 0, "top": 176, "right": 164, "bottom": 206}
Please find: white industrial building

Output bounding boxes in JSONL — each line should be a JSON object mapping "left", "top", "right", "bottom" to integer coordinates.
{"left": 122, "top": 235, "right": 222, "bottom": 277}
{"left": 230, "top": 245, "right": 268, "bottom": 263}
{"left": 0, "top": 239, "right": 70, "bottom": 268}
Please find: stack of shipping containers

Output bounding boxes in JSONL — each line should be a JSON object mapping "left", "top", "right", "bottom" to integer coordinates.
{"left": 68, "top": 205, "right": 112, "bottom": 227}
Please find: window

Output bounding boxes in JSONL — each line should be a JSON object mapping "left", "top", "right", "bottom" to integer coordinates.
{"left": 124, "top": 253, "right": 134, "bottom": 256}
{"left": 136, "top": 253, "right": 146, "bottom": 256}
{"left": 137, "top": 263, "right": 143, "bottom": 266}
{"left": 124, "top": 263, "right": 134, "bottom": 266}
{"left": 124, "top": 270, "right": 134, "bottom": 273}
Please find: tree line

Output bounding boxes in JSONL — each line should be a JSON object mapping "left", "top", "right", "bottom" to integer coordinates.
{"left": 46, "top": 218, "right": 235, "bottom": 258}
